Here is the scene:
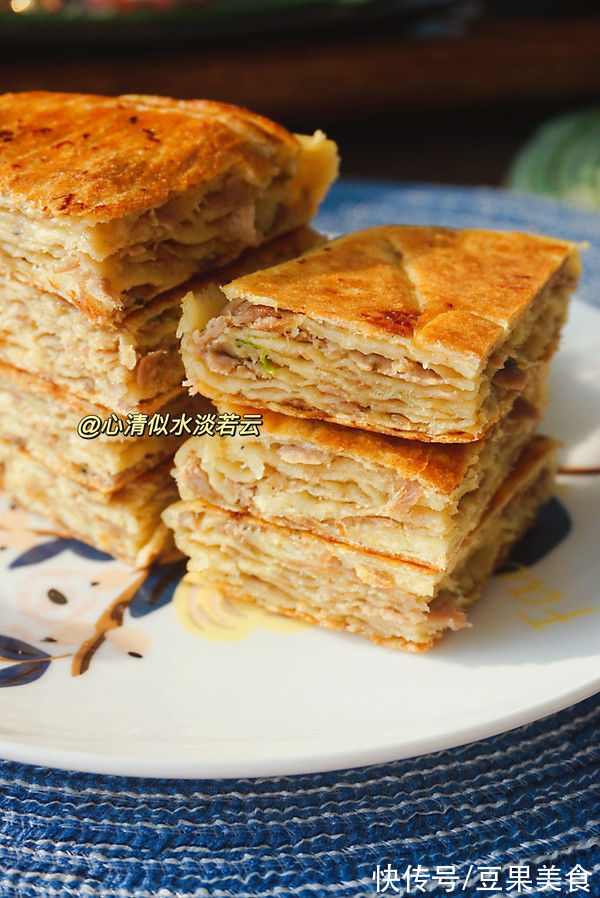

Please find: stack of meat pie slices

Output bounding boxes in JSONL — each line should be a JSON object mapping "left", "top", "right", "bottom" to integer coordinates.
{"left": 166, "top": 225, "right": 579, "bottom": 649}
{"left": 0, "top": 91, "right": 337, "bottom": 565}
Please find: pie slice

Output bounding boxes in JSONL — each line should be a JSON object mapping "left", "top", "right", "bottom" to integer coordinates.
{"left": 173, "top": 393, "right": 541, "bottom": 570}
{"left": 180, "top": 225, "right": 579, "bottom": 442}
{"left": 163, "top": 437, "right": 556, "bottom": 650}
{"left": 0, "top": 442, "right": 178, "bottom": 568}
{"left": 0, "top": 92, "right": 338, "bottom": 321}
{"left": 0, "top": 362, "right": 209, "bottom": 494}
{"left": 0, "top": 226, "right": 324, "bottom": 413}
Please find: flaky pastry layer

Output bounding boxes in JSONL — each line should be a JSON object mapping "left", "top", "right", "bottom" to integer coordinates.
{"left": 0, "top": 442, "right": 178, "bottom": 567}
{"left": 0, "top": 227, "right": 323, "bottom": 413}
{"left": 164, "top": 437, "right": 556, "bottom": 650}
{"left": 173, "top": 395, "right": 541, "bottom": 569}
{"left": 0, "top": 364, "right": 206, "bottom": 493}
{"left": 0, "top": 92, "right": 338, "bottom": 320}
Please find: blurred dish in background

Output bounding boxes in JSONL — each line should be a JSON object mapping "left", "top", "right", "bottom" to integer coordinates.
{"left": 508, "top": 109, "right": 600, "bottom": 212}
{"left": 0, "top": 0, "right": 463, "bottom": 39}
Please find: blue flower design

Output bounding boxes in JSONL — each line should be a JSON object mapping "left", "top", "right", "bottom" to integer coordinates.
{"left": 499, "top": 497, "right": 571, "bottom": 574}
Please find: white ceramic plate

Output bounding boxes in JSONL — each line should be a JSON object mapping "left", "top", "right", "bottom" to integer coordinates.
{"left": 1, "top": 182, "right": 599, "bottom": 778}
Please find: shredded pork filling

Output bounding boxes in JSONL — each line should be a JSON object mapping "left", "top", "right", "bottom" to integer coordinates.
{"left": 174, "top": 399, "right": 539, "bottom": 568}
{"left": 0, "top": 170, "right": 296, "bottom": 318}
{"left": 0, "top": 278, "right": 184, "bottom": 410}
{"left": 0, "top": 381, "right": 187, "bottom": 493}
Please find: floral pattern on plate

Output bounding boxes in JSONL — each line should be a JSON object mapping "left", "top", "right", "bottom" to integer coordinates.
{"left": 0, "top": 495, "right": 573, "bottom": 685}
{"left": 0, "top": 503, "right": 186, "bottom": 686}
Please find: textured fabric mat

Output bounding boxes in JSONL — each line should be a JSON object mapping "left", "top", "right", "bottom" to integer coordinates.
{"left": 1, "top": 692, "right": 599, "bottom": 897}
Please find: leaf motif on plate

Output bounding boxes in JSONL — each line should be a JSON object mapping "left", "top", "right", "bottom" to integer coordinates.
{"left": 0, "top": 659, "right": 51, "bottom": 687}
{"left": 129, "top": 560, "right": 186, "bottom": 618}
{"left": 0, "top": 635, "right": 51, "bottom": 688}
{"left": 67, "top": 540, "right": 113, "bottom": 562}
{"left": 0, "top": 634, "right": 50, "bottom": 662}
{"left": 9, "top": 537, "right": 113, "bottom": 568}
{"left": 9, "top": 539, "right": 68, "bottom": 569}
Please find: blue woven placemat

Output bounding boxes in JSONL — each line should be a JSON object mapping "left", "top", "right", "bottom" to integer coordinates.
{"left": 2, "top": 181, "right": 600, "bottom": 896}
{"left": 1, "top": 692, "right": 599, "bottom": 896}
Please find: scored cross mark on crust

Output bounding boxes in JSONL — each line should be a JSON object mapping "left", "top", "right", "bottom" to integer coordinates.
{"left": 180, "top": 224, "right": 580, "bottom": 442}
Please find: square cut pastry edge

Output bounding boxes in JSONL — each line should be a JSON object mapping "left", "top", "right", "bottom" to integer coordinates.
{"left": 0, "top": 362, "right": 214, "bottom": 495}
{"left": 0, "top": 440, "right": 178, "bottom": 568}
{"left": 180, "top": 225, "right": 580, "bottom": 442}
{"left": 163, "top": 436, "right": 557, "bottom": 651}
{"left": 0, "top": 226, "right": 325, "bottom": 564}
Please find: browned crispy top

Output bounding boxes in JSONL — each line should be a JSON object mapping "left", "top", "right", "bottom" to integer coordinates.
{"left": 0, "top": 92, "right": 299, "bottom": 221}
{"left": 159, "top": 226, "right": 325, "bottom": 307}
{"left": 224, "top": 225, "right": 580, "bottom": 360}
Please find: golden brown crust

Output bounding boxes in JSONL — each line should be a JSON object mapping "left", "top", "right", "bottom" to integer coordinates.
{"left": 222, "top": 402, "right": 473, "bottom": 493}
{"left": 224, "top": 225, "right": 580, "bottom": 357}
{"left": 159, "top": 226, "right": 325, "bottom": 306}
{"left": 0, "top": 92, "right": 299, "bottom": 221}
{"left": 119, "top": 94, "right": 295, "bottom": 148}
{"left": 220, "top": 396, "right": 540, "bottom": 495}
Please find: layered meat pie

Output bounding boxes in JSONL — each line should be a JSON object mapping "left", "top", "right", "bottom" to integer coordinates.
{"left": 164, "top": 437, "right": 556, "bottom": 650}
{"left": 172, "top": 395, "right": 541, "bottom": 570}
{"left": 0, "top": 442, "right": 178, "bottom": 568}
{"left": 180, "top": 225, "right": 579, "bottom": 442}
{"left": 0, "top": 363, "right": 206, "bottom": 494}
{"left": 0, "top": 226, "right": 324, "bottom": 413}
{"left": 0, "top": 92, "right": 338, "bottom": 320}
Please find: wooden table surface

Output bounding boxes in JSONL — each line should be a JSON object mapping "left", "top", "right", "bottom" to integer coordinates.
{"left": 1, "top": 10, "right": 599, "bottom": 186}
